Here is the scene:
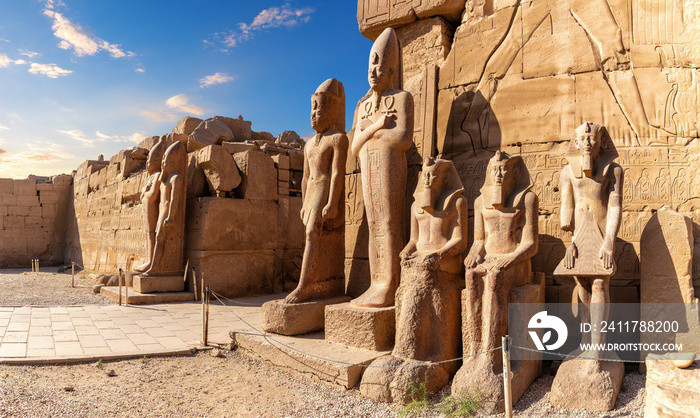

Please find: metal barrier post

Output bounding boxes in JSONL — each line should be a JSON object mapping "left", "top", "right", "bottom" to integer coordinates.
{"left": 502, "top": 335, "right": 513, "bottom": 418}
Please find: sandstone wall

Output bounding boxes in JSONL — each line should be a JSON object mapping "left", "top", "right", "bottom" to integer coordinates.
{"left": 65, "top": 116, "right": 305, "bottom": 299}
{"left": 349, "top": 0, "right": 700, "bottom": 302}
{"left": 0, "top": 175, "right": 72, "bottom": 268}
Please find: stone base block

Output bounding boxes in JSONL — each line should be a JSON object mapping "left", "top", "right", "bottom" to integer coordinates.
{"left": 133, "top": 275, "right": 185, "bottom": 293}
{"left": 325, "top": 303, "right": 395, "bottom": 351}
{"left": 100, "top": 286, "right": 193, "bottom": 304}
{"left": 261, "top": 296, "right": 351, "bottom": 336}
{"left": 550, "top": 358, "right": 625, "bottom": 411}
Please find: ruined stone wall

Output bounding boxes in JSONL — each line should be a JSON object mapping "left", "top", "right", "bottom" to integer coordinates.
{"left": 65, "top": 116, "right": 305, "bottom": 299}
{"left": 0, "top": 175, "right": 72, "bottom": 268}
{"left": 351, "top": 0, "right": 700, "bottom": 301}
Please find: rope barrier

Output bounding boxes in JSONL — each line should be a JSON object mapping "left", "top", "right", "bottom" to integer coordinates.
{"left": 511, "top": 344, "right": 648, "bottom": 363}
{"left": 210, "top": 290, "right": 503, "bottom": 369}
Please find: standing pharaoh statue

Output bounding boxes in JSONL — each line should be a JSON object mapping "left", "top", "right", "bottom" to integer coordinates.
{"left": 285, "top": 78, "right": 348, "bottom": 303}
{"left": 134, "top": 137, "right": 167, "bottom": 273}
{"left": 451, "top": 151, "right": 540, "bottom": 413}
{"left": 135, "top": 141, "right": 187, "bottom": 293}
{"left": 351, "top": 27, "right": 414, "bottom": 308}
{"left": 550, "top": 122, "right": 625, "bottom": 411}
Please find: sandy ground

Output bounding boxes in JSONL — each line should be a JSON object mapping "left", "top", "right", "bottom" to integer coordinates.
{"left": 0, "top": 269, "right": 646, "bottom": 417}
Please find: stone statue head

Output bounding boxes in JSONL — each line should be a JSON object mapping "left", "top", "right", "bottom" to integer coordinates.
{"left": 147, "top": 137, "right": 167, "bottom": 175}
{"left": 575, "top": 122, "right": 606, "bottom": 175}
{"left": 311, "top": 78, "right": 345, "bottom": 133}
{"left": 567, "top": 122, "right": 617, "bottom": 178}
{"left": 483, "top": 151, "right": 531, "bottom": 209}
{"left": 368, "top": 28, "right": 398, "bottom": 92}
{"left": 161, "top": 141, "right": 187, "bottom": 179}
{"left": 416, "top": 157, "right": 464, "bottom": 211}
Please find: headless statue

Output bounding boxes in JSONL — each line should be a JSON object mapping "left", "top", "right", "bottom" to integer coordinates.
{"left": 134, "top": 138, "right": 167, "bottom": 273}
{"left": 360, "top": 158, "right": 468, "bottom": 403}
{"left": 285, "top": 78, "right": 348, "bottom": 303}
{"left": 350, "top": 27, "right": 414, "bottom": 308}
{"left": 144, "top": 141, "right": 187, "bottom": 277}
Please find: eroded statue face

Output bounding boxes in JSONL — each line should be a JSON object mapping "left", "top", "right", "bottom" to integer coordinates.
{"left": 368, "top": 51, "right": 392, "bottom": 91}
{"left": 576, "top": 131, "right": 602, "bottom": 160}
{"left": 310, "top": 93, "right": 336, "bottom": 132}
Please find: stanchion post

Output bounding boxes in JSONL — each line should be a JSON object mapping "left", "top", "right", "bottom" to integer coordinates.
{"left": 124, "top": 272, "right": 129, "bottom": 306}
{"left": 203, "top": 285, "right": 211, "bottom": 347}
{"left": 118, "top": 268, "right": 123, "bottom": 306}
{"left": 71, "top": 262, "right": 75, "bottom": 288}
{"left": 201, "top": 276, "right": 206, "bottom": 345}
{"left": 192, "top": 268, "right": 198, "bottom": 302}
{"left": 502, "top": 335, "right": 513, "bottom": 418}
{"left": 36, "top": 259, "right": 39, "bottom": 273}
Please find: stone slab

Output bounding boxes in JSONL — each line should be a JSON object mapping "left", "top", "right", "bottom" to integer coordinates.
{"left": 645, "top": 354, "right": 700, "bottom": 418}
{"left": 550, "top": 358, "right": 625, "bottom": 411}
{"left": 236, "top": 330, "right": 387, "bottom": 389}
{"left": 325, "top": 303, "right": 395, "bottom": 351}
{"left": 133, "top": 275, "right": 185, "bottom": 294}
{"left": 100, "top": 286, "right": 194, "bottom": 304}
{"left": 261, "top": 296, "right": 351, "bottom": 336}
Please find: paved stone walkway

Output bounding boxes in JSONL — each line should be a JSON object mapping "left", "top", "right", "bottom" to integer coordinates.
{"left": 0, "top": 296, "right": 272, "bottom": 362}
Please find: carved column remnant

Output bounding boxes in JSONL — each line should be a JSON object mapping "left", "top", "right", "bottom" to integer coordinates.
{"left": 550, "top": 122, "right": 625, "bottom": 411}
{"left": 451, "top": 151, "right": 543, "bottom": 414}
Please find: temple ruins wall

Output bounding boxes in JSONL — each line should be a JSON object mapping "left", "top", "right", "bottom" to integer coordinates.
{"left": 64, "top": 116, "right": 305, "bottom": 299}
{"left": 0, "top": 175, "right": 72, "bottom": 268}
{"left": 349, "top": 0, "right": 700, "bottom": 302}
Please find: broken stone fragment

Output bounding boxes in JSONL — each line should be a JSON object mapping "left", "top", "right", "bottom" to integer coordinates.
{"left": 196, "top": 145, "right": 242, "bottom": 195}
{"left": 187, "top": 119, "right": 234, "bottom": 152}
{"left": 172, "top": 116, "right": 203, "bottom": 135}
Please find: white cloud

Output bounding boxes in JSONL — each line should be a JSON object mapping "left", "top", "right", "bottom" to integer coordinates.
{"left": 210, "top": 3, "right": 314, "bottom": 48}
{"left": 165, "top": 94, "right": 207, "bottom": 116}
{"left": 0, "top": 53, "right": 29, "bottom": 68}
{"left": 18, "top": 49, "right": 40, "bottom": 58}
{"left": 200, "top": 72, "right": 234, "bottom": 88}
{"left": 0, "top": 142, "right": 75, "bottom": 167}
{"left": 43, "top": 10, "right": 133, "bottom": 58}
{"left": 94, "top": 130, "right": 147, "bottom": 144}
{"left": 28, "top": 62, "right": 72, "bottom": 78}
{"left": 57, "top": 129, "right": 95, "bottom": 147}
{"left": 0, "top": 125, "right": 8, "bottom": 131}
{"left": 141, "top": 111, "right": 178, "bottom": 122}
{"left": 43, "top": 0, "right": 66, "bottom": 10}
{"left": 135, "top": 67, "right": 145, "bottom": 73}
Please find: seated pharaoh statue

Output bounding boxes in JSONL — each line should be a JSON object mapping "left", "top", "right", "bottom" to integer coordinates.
{"left": 360, "top": 158, "right": 468, "bottom": 404}
{"left": 451, "top": 151, "right": 541, "bottom": 413}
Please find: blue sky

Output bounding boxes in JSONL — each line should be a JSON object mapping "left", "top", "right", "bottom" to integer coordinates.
{"left": 0, "top": 0, "right": 372, "bottom": 178}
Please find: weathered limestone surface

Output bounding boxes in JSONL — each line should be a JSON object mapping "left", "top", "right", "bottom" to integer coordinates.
{"left": 357, "top": 0, "right": 464, "bottom": 40}
{"left": 261, "top": 296, "right": 351, "bottom": 336}
{"left": 0, "top": 175, "right": 72, "bottom": 267}
{"left": 325, "top": 303, "right": 395, "bottom": 351}
{"left": 196, "top": 145, "right": 242, "bottom": 196}
{"left": 645, "top": 354, "right": 700, "bottom": 418}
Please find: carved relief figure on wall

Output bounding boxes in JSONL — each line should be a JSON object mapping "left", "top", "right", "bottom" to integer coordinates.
{"left": 350, "top": 27, "right": 414, "bottom": 308}
{"left": 143, "top": 141, "right": 187, "bottom": 277}
{"left": 451, "top": 151, "right": 539, "bottom": 410}
{"left": 461, "top": 0, "right": 660, "bottom": 149}
{"left": 360, "top": 158, "right": 468, "bottom": 403}
{"left": 285, "top": 78, "right": 348, "bottom": 303}
{"left": 134, "top": 137, "right": 167, "bottom": 273}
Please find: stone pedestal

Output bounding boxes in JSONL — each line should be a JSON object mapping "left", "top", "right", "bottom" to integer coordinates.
{"left": 261, "top": 296, "right": 351, "bottom": 336}
{"left": 644, "top": 354, "right": 700, "bottom": 417}
{"left": 133, "top": 274, "right": 185, "bottom": 294}
{"left": 550, "top": 356, "right": 624, "bottom": 411}
{"left": 452, "top": 274, "right": 544, "bottom": 414}
{"left": 325, "top": 303, "right": 395, "bottom": 351}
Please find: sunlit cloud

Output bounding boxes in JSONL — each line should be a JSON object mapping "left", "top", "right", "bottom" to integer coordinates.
{"left": 43, "top": 0, "right": 66, "bottom": 10}
{"left": 207, "top": 3, "right": 314, "bottom": 49}
{"left": 94, "top": 130, "right": 147, "bottom": 144}
{"left": 43, "top": 10, "right": 134, "bottom": 58}
{"left": 57, "top": 129, "right": 96, "bottom": 147}
{"left": 18, "top": 49, "right": 40, "bottom": 58}
{"left": 135, "top": 67, "right": 145, "bottom": 73}
{"left": 141, "top": 111, "right": 178, "bottom": 122}
{"left": 28, "top": 62, "right": 72, "bottom": 78}
{"left": 0, "top": 53, "right": 29, "bottom": 68}
{"left": 165, "top": 94, "right": 207, "bottom": 116}
{"left": 200, "top": 72, "right": 234, "bottom": 88}
{"left": 0, "top": 142, "right": 75, "bottom": 178}
{"left": 0, "top": 125, "right": 8, "bottom": 131}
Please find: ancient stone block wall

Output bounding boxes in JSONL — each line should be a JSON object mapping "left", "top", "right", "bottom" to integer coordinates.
{"left": 65, "top": 116, "right": 305, "bottom": 299}
{"left": 350, "top": 0, "right": 700, "bottom": 301}
{"left": 0, "top": 175, "right": 72, "bottom": 268}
